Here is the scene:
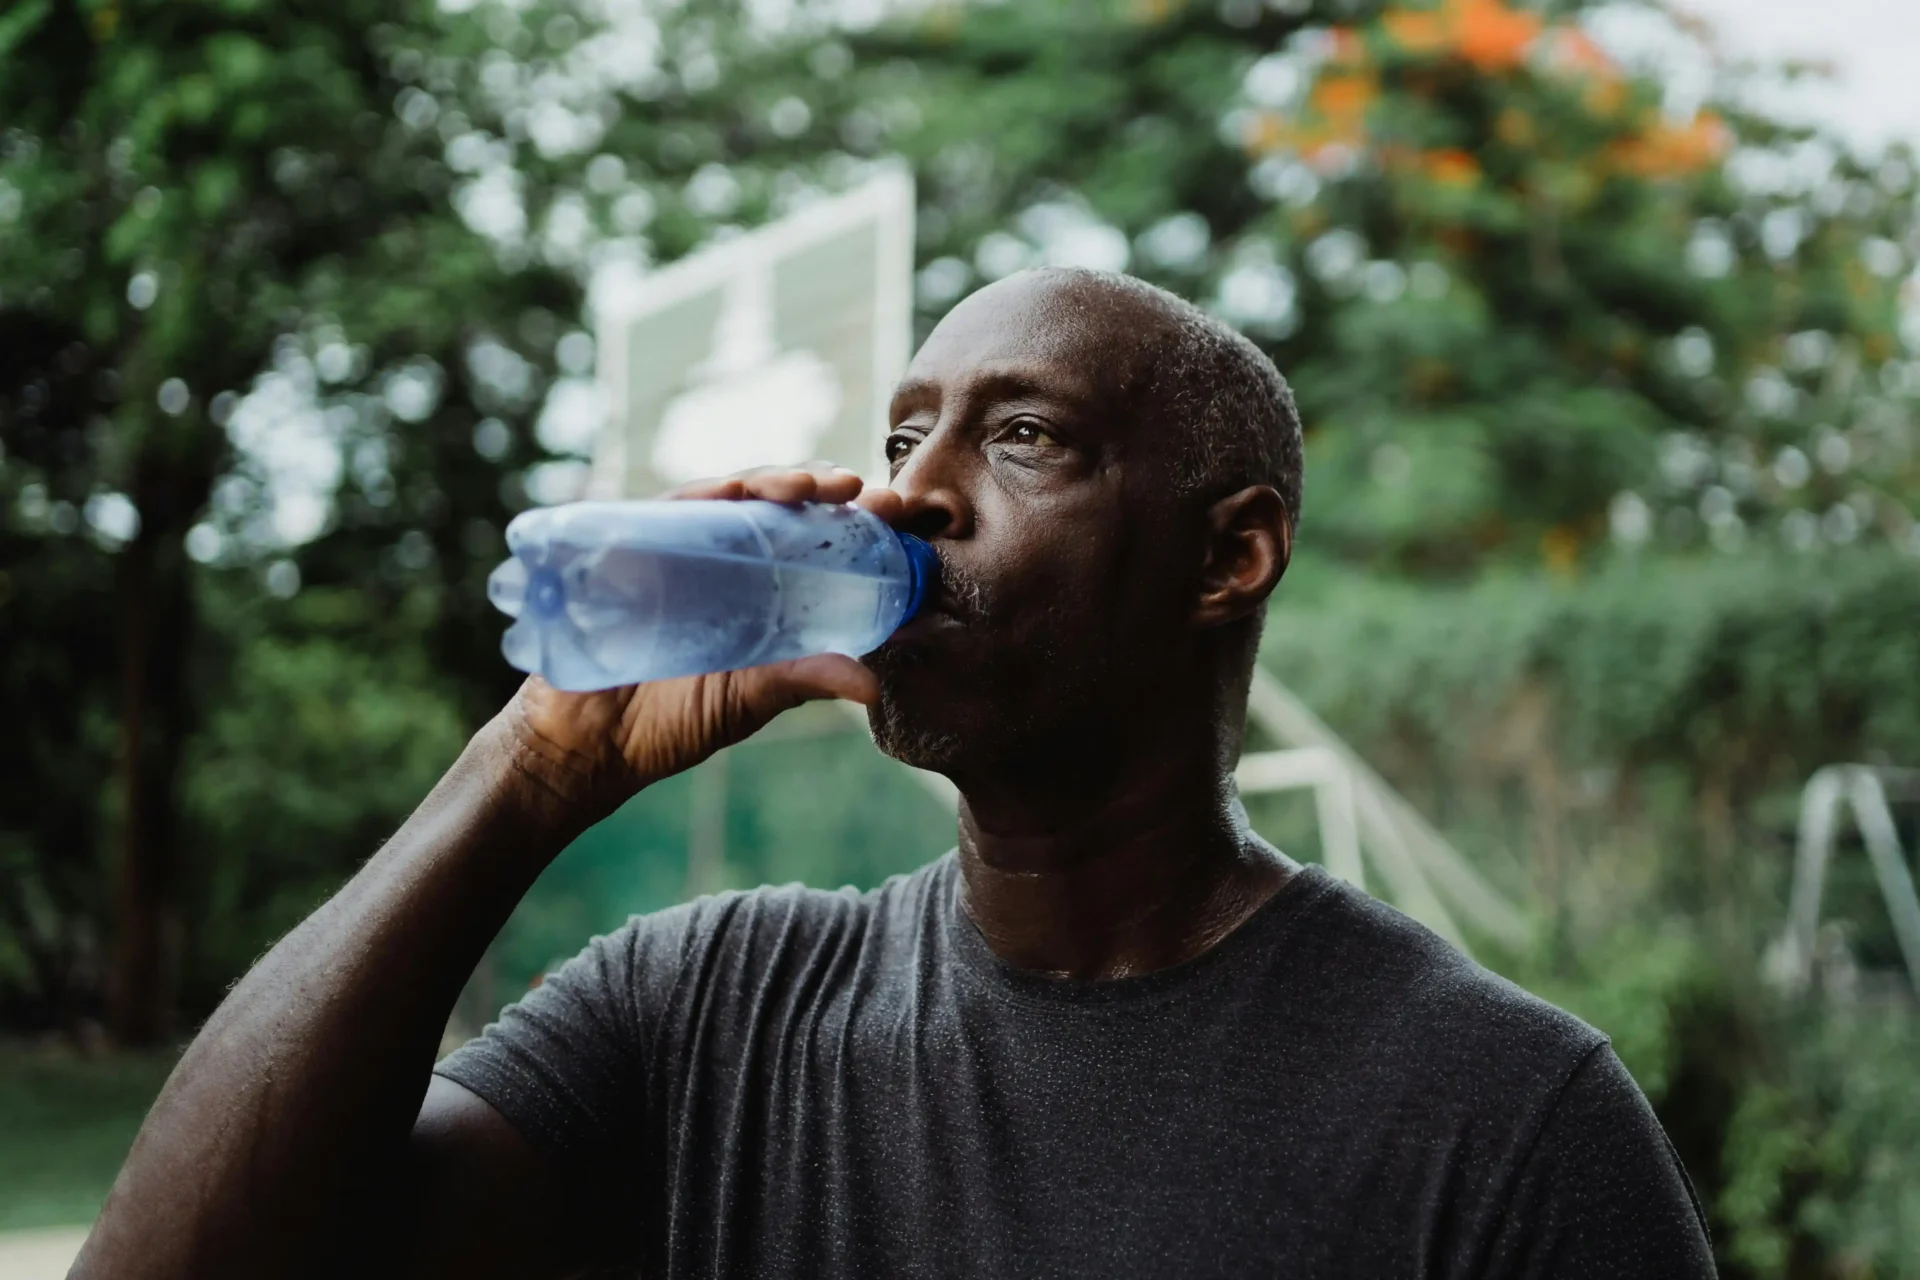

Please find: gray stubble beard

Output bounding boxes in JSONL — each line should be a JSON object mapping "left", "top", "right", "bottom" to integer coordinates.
{"left": 864, "top": 688, "right": 969, "bottom": 774}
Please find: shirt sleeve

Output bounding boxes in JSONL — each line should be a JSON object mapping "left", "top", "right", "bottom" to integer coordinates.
{"left": 433, "top": 902, "right": 700, "bottom": 1194}
{"left": 1477, "top": 1043, "right": 1718, "bottom": 1279}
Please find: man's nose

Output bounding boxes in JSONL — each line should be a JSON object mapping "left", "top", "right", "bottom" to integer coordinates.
{"left": 889, "top": 424, "right": 975, "bottom": 542}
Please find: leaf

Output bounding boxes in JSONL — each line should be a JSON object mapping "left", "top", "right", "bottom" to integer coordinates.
{"left": 0, "top": 0, "right": 52, "bottom": 62}
{"left": 192, "top": 160, "right": 240, "bottom": 218}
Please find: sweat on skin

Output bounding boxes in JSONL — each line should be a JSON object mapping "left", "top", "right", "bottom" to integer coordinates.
{"left": 73, "top": 269, "right": 1716, "bottom": 1280}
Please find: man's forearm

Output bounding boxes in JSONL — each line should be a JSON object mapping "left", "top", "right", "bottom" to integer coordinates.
{"left": 74, "top": 715, "right": 603, "bottom": 1279}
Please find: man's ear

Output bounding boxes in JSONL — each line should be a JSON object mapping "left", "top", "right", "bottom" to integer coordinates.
{"left": 1192, "top": 484, "right": 1291, "bottom": 628}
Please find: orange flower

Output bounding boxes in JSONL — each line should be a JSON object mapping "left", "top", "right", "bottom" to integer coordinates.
{"left": 1379, "top": 143, "right": 1421, "bottom": 173}
{"left": 1376, "top": 0, "right": 1542, "bottom": 73}
{"left": 1539, "top": 28, "right": 1616, "bottom": 78}
{"left": 1609, "top": 111, "right": 1730, "bottom": 178}
{"left": 1425, "top": 149, "right": 1482, "bottom": 185}
{"left": 1128, "top": 0, "right": 1179, "bottom": 24}
{"left": 1540, "top": 525, "right": 1581, "bottom": 575}
{"left": 1583, "top": 77, "right": 1628, "bottom": 117}
{"left": 1241, "top": 110, "right": 1290, "bottom": 156}
{"left": 1328, "top": 27, "right": 1367, "bottom": 63}
{"left": 1454, "top": 0, "right": 1542, "bottom": 72}
{"left": 1384, "top": 8, "right": 1449, "bottom": 55}
{"left": 1295, "top": 68, "right": 1379, "bottom": 164}
{"left": 1311, "top": 72, "right": 1378, "bottom": 123}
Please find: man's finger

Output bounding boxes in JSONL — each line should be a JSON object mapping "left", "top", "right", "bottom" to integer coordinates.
{"left": 666, "top": 465, "right": 868, "bottom": 506}
{"left": 663, "top": 476, "right": 744, "bottom": 500}
{"left": 664, "top": 468, "right": 813, "bottom": 501}
{"left": 853, "top": 486, "right": 906, "bottom": 526}
{"left": 808, "top": 466, "right": 866, "bottom": 504}
{"left": 735, "top": 469, "right": 821, "bottom": 504}
{"left": 744, "top": 653, "right": 879, "bottom": 714}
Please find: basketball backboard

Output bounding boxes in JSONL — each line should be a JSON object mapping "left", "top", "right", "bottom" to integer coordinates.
{"left": 589, "top": 166, "right": 915, "bottom": 498}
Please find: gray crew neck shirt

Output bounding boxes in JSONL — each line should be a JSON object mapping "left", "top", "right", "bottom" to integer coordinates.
{"left": 436, "top": 854, "right": 1715, "bottom": 1278}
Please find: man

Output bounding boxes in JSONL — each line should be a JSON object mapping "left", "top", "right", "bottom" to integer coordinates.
{"left": 77, "top": 268, "right": 1715, "bottom": 1278}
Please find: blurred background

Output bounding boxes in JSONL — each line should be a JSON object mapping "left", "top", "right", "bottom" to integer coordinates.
{"left": 3, "top": 0, "right": 1919, "bottom": 1273}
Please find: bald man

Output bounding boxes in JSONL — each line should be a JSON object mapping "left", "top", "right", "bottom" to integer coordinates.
{"left": 78, "top": 270, "right": 1716, "bottom": 1279}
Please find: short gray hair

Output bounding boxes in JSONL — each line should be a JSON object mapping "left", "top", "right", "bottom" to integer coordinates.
{"left": 1040, "top": 268, "right": 1304, "bottom": 533}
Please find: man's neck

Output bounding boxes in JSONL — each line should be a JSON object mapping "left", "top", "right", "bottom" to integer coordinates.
{"left": 952, "top": 754, "right": 1293, "bottom": 982}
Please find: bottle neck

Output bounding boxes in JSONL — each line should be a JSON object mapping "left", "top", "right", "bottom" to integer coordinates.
{"left": 898, "top": 533, "right": 939, "bottom": 621}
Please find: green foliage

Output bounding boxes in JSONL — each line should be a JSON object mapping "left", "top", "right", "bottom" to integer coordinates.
{"left": 179, "top": 618, "right": 468, "bottom": 1004}
{"left": 0, "top": 525, "right": 119, "bottom": 1026}
{"left": 1267, "top": 552, "right": 1912, "bottom": 782}
{"left": 0, "top": 1046, "right": 178, "bottom": 1231}
{"left": 1264, "top": 548, "right": 1920, "bottom": 831}
{"left": 494, "top": 725, "right": 955, "bottom": 991}
{"left": 0, "top": 0, "right": 573, "bottom": 1035}
{"left": 1719, "top": 1002, "right": 1920, "bottom": 1277}
{"left": 821, "top": 0, "right": 1920, "bottom": 570}
{"left": 1513, "top": 918, "right": 1707, "bottom": 1105}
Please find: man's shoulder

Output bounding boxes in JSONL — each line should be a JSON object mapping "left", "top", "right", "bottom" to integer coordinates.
{"left": 621, "top": 853, "right": 952, "bottom": 969}
{"left": 1292, "top": 871, "right": 1606, "bottom": 1090}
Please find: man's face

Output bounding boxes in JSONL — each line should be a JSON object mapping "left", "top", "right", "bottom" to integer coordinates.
{"left": 864, "top": 273, "right": 1199, "bottom": 778}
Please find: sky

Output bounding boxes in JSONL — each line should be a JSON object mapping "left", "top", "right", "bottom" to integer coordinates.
{"left": 1654, "top": 0, "right": 1919, "bottom": 153}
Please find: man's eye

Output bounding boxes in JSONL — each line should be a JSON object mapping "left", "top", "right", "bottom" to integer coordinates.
{"left": 885, "top": 434, "right": 917, "bottom": 463}
{"left": 1005, "top": 419, "right": 1059, "bottom": 447}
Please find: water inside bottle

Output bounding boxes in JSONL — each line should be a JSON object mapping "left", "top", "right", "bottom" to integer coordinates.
{"left": 491, "top": 541, "right": 913, "bottom": 691}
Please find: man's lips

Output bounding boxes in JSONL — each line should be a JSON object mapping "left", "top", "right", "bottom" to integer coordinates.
{"left": 888, "top": 603, "right": 966, "bottom": 644}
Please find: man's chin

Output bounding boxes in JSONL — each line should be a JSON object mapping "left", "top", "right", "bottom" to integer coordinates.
{"left": 861, "top": 629, "right": 1037, "bottom": 774}
{"left": 865, "top": 698, "right": 967, "bottom": 773}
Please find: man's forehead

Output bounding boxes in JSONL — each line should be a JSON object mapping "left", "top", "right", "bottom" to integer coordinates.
{"left": 899, "top": 271, "right": 1172, "bottom": 406}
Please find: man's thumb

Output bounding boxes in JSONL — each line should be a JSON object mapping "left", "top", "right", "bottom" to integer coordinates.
{"left": 767, "top": 654, "right": 880, "bottom": 708}
{"left": 727, "top": 654, "right": 879, "bottom": 733}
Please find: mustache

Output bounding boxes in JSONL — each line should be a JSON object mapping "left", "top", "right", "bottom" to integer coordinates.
{"left": 926, "top": 554, "right": 990, "bottom": 624}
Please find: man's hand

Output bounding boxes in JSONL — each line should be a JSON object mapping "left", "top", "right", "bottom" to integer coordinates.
{"left": 493, "top": 464, "right": 907, "bottom": 824}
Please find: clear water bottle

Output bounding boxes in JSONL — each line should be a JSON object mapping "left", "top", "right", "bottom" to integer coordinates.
{"left": 486, "top": 500, "right": 939, "bottom": 692}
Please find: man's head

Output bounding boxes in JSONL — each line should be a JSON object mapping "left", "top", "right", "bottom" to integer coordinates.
{"left": 864, "top": 268, "right": 1301, "bottom": 788}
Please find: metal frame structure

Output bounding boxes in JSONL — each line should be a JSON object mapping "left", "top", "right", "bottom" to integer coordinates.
{"left": 1766, "top": 764, "right": 1920, "bottom": 995}
{"left": 589, "top": 165, "right": 916, "bottom": 500}
{"left": 1236, "top": 671, "right": 1529, "bottom": 954}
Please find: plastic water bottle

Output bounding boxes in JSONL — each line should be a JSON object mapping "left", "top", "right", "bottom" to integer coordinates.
{"left": 486, "top": 500, "right": 940, "bottom": 692}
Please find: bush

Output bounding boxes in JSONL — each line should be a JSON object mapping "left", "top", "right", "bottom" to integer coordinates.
{"left": 180, "top": 631, "right": 468, "bottom": 1011}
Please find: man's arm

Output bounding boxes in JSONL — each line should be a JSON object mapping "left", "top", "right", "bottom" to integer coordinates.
{"left": 394, "top": 1076, "right": 598, "bottom": 1277}
{"left": 70, "top": 466, "right": 891, "bottom": 1280}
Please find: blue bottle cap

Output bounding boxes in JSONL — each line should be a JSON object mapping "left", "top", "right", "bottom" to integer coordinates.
{"left": 898, "top": 532, "right": 940, "bottom": 623}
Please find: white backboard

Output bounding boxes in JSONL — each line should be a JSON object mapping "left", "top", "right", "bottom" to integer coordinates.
{"left": 590, "top": 167, "right": 916, "bottom": 498}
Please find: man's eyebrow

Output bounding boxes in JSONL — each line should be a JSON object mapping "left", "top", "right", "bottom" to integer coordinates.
{"left": 890, "top": 377, "right": 942, "bottom": 418}
{"left": 890, "top": 368, "right": 1102, "bottom": 422}
{"left": 967, "top": 369, "right": 1098, "bottom": 410}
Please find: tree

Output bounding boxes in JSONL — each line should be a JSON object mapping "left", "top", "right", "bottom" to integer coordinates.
{"left": 0, "top": 0, "right": 570, "bottom": 1041}
{"left": 828, "top": 0, "right": 1918, "bottom": 571}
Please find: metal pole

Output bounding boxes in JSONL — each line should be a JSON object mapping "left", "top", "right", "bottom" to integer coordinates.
{"left": 1245, "top": 669, "right": 1527, "bottom": 948}
{"left": 1777, "top": 765, "right": 1847, "bottom": 991}
{"left": 686, "top": 747, "right": 730, "bottom": 900}
{"left": 1847, "top": 768, "right": 1920, "bottom": 995}
{"left": 1234, "top": 747, "right": 1364, "bottom": 890}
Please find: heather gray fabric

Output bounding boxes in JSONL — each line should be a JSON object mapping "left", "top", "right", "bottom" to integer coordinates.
{"left": 436, "top": 854, "right": 1715, "bottom": 1278}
